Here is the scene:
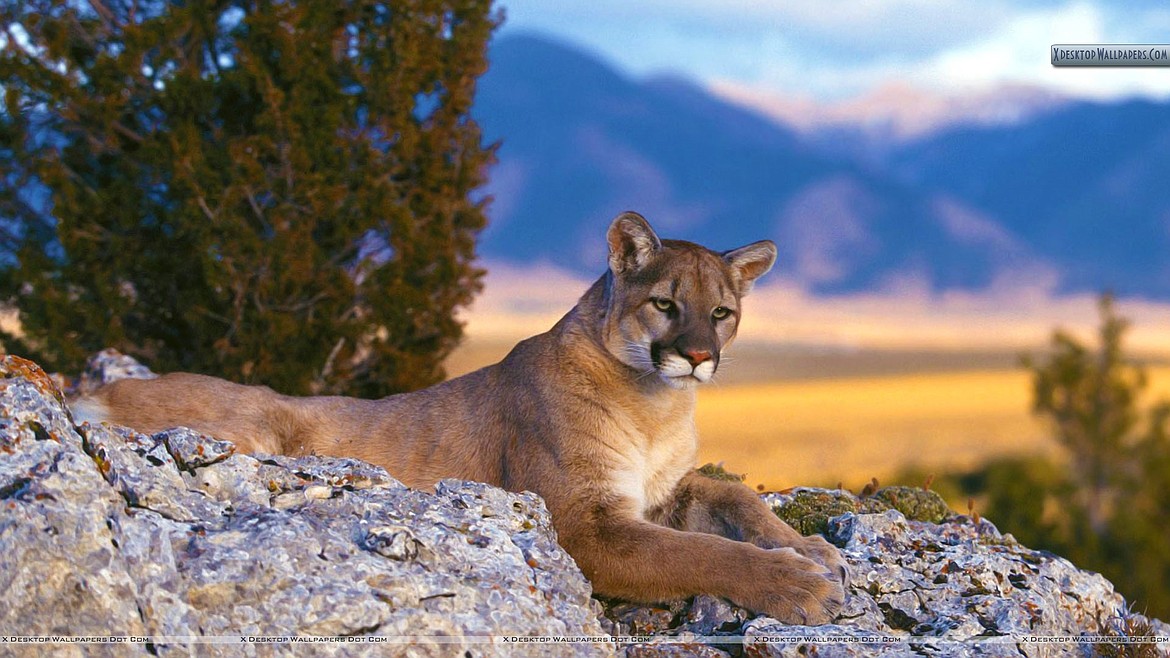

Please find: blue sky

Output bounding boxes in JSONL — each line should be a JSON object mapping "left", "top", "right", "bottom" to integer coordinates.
{"left": 497, "top": 1, "right": 1170, "bottom": 103}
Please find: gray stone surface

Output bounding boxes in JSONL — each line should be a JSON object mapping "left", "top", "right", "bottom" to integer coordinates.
{"left": 73, "top": 347, "right": 158, "bottom": 395}
{"left": 5, "top": 350, "right": 1167, "bottom": 658}
{"left": 614, "top": 493, "right": 1170, "bottom": 657}
{"left": 1, "top": 354, "right": 609, "bottom": 657}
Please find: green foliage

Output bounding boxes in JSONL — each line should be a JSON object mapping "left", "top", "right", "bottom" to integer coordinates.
{"left": 1, "top": 0, "right": 500, "bottom": 396}
{"left": 978, "top": 458, "right": 1069, "bottom": 549}
{"left": 891, "top": 297, "right": 1170, "bottom": 619}
{"left": 1021, "top": 294, "right": 1148, "bottom": 534}
{"left": 960, "top": 295, "right": 1170, "bottom": 619}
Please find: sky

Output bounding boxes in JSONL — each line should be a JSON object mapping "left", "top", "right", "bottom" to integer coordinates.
{"left": 496, "top": 0, "right": 1170, "bottom": 105}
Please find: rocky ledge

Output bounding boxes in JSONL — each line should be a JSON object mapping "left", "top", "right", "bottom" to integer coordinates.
{"left": 1, "top": 351, "right": 1167, "bottom": 657}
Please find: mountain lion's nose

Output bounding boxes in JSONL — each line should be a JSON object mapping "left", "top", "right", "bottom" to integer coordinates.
{"left": 682, "top": 348, "right": 712, "bottom": 366}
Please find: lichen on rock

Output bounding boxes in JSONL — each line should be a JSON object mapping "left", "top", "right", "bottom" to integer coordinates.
{"left": 768, "top": 485, "right": 952, "bottom": 538}
{"left": 769, "top": 488, "right": 860, "bottom": 536}
{"left": 695, "top": 462, "right": 746, "bottom": 483}
{"left": 867, "top": 485, "right": 951, "bottom": 524}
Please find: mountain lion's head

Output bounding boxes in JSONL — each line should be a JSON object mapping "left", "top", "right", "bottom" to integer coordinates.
{"left": 602, "top": 212, "right": 777, "bottom": 390}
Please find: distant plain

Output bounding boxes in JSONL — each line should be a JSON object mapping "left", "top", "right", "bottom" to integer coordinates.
{"left": 446, "top": 333, "right": 1170, "bottom": 492}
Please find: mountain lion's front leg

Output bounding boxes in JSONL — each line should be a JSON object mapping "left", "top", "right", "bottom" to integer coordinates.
{"left": 554, "top": 496, "right": 845, "bottom": 624}
{"left": 654, "top": 471, "right": 849, "bottom": 585}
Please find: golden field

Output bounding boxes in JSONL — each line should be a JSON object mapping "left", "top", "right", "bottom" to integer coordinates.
{"left": 447, "top": 267, "right": 1170, "bottom": 492}
{"left": 699, "top": 369, "right": 1084, "bottom": 491}
{"left": 693, "top": 368, "right": 1049, "bottom": 491}
{"left": 699, "top": 361, "right": 1170, "bottom": 490}
{"left": 446, "top": 337, "right": 1170, "bottom": 492}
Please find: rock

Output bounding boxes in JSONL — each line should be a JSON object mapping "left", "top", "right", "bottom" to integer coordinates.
{"left": 1, "top": 359, "right": 149, "bottom": 646}
{"left": 678, "top": 595, "right": 750, "bottom": 636}
{"left": 614, "top": 493, "right": 1170, "bottom": 658}
{"left": 72, "top": 348, "right": 158, "bottom": 395}
{"left": 155, "top": 427, "right": 235, "bottom": 469}
{"left": 1, "top": 353, "right": 65, "bottom": 402}
{"left": 4, "top": 350, "right": 1169, "bottom": 657}
{"left": 603, "top": 599, "right": 689, "bottom": 636}
{"left": 621, "top": 639, "right": 733, "bottom": 657}
{"left": 1, "top": 354, "right": 609, "bottom": 656}
{"left": 82, "top": 421, "right": 233, "bottom": 523}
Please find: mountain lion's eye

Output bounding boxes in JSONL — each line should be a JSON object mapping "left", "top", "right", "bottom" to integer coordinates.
{"left": 712, "top": 306, "right": 731, "bottom": 320}
{"left": 652, "top": 298, "right": 675, "bottom": 312}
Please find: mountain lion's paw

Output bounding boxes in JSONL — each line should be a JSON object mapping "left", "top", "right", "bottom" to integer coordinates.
{"left": 736, "top": 547, "right": 845, "bottom": 625}
{"left": 797, "top": 534, "right": 850, "bottom": 587}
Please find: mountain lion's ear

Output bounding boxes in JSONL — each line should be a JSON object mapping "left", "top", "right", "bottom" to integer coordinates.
{"left": 607, "top": 211, "right": 662, "bottom": 275}
{"left": 723, "top": 240, "right": 777, "bottom": 295}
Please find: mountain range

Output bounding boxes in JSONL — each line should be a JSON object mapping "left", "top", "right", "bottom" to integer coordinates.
{"left": 472, "top": 33, "right": 1170, "bottom": 299}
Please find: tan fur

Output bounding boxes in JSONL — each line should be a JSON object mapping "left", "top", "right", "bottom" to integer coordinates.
{"left": 78, "top": 212, "right": 846, "bottom": 623}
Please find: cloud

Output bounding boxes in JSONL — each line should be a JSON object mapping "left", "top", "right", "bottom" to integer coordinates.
{"left": 497, "top": 0, "right": 1170, "bottom": 102}
{"left": 903, "top": 2, "right": 1164, "bottom": 98}
{"left": 502, "top": 0, "right": 1013, "bottom": 58}
{"left": 708, "top": 79, "right": 1069, "bottom": 139}
{"left": 917, "top": 2, "right": 1170, "bottom": 98}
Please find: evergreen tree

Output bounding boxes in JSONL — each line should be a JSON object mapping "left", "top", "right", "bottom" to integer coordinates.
{"left": 1, "top": 0, "right": 500, "bottom": 396}
{"left": 1022, "top": 295, "right": 1143, "bottom": 534}
{"left": 1019, "top": 294, "right": 1170, "bottom": 618}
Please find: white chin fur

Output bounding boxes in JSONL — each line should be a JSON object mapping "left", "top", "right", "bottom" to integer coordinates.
{"left": 692, "top": 359, "right": 716, "bottom": 382}
{"left": 657, "top": 353, "right": 695, "bottom": 378}
{"left": 657, "top": 353, "right": 716, "bottom": 388}
{"left": 659, "top": 374, "right": 699, "bottom": 389}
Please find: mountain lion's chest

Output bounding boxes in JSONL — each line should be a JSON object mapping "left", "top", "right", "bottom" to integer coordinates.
{"left": 611, "top": 416, "right": 698, "bottom": 517}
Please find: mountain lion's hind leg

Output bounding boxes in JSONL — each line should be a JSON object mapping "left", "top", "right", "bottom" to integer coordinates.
{"left": 74, "top": 373, "right": 299, "bottom": 456}
{"left": 653, "top": 471, "right": 850, "bottom": 586}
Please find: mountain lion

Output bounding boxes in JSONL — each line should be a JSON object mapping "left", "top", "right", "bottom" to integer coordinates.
{"left": 74, "top": 212, "right": 847, "bottom": 623}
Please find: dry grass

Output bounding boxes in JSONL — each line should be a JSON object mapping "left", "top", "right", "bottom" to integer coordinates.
{"left": 697, "top": 365, "right": 1170, "bottom": 490}
{"left": 696, "top": 370, "right": 1046, "bottom": 490}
